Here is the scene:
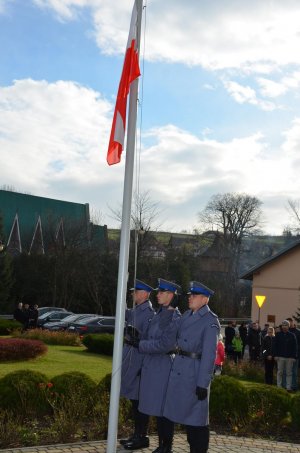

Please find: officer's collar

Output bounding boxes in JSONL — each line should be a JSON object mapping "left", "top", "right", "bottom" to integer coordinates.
{"left": 136, "top": 299, "right": 151, "bottom": 310}
{"left": 191, "top": 304, "right": 210, "bottom": 317}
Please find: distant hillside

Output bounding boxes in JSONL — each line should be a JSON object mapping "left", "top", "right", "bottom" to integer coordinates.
{"left": 107, "top": 228, "right": 297, "bottom": 273}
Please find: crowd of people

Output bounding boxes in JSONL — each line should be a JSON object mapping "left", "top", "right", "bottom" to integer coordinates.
{"left": 13, "top": 302, "right": 39, "bottom": 331}
{"left": 120, "top": 278, "right": 220, "bottom": 453}
{"left": 223, "top": 318, "right": 300, "bottom": 391}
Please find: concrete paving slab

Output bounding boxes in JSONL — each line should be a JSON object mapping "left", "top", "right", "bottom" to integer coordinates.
{"left": 1, "top": 433, "right": 300, "bottom": 453}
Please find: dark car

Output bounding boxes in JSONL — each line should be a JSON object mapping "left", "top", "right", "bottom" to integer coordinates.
{"left": 37, "top": 311, "right": 73, "bottom": 328}
{"left": 44, "top": 313, "right": 98, "bottom": 331}
{"left": 37, "top": 307, "right": 67, "bottom": 317}
{"left": 67, "top": 316, "right": 115, "bottom": 335}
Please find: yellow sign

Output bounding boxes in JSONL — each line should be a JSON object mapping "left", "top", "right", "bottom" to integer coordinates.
{"left": 255, "top": 295, "right": 266, "bottom": 308}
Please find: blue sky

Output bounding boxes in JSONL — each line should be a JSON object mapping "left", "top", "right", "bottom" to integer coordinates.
{"left": 1, "top": 0, "right": 300, "bottom": 234}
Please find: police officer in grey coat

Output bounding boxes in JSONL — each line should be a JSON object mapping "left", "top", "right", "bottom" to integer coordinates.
{"left": 139, "top": 278, "right": 182, "bottom": 453}
{"left": 165, "top": 281, "right": 220, "bottom": 453}
{"left": 140, "top": 281, "right": 220, "bottom": 453}
{"left": 120, "top": 279, "right": 155, "bottom": 450}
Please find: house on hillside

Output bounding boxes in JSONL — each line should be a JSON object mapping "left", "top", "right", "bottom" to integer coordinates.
{"left": 240, "top": 240, "right": 300, "bottom": 327}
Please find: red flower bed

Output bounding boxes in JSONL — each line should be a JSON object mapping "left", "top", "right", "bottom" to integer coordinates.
{"left": 0, "top": 338, "right": 47, "bottom": 361}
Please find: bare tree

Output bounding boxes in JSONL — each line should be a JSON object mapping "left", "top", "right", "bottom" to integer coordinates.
{"left": 109, "top": 190, "right": 163, "bottom": 231}
{"left": 90, "top": 208, "right": 105, "bottom": 226}
{"left": 108, "top": 190, "right": 163, "bottom": 260}
{"left": 286, "top": 199, "right": 300, "bottom": 235}
{"left": 198, "top": 193, "right": 262, "bottom": 243}
{"left": 198, "top": 192, "right": 263, "bottom": 315}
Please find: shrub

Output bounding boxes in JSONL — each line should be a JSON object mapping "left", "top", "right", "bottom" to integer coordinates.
{"left": 0, "top": 338, "right": 47, "bottom": 361}
{"left": 223, "top": 360, "right": 264, "bottom": 382}
{"left": 210, "top": 375, "right": 249, "bottom": 426}
{"left": 0, "top": 370, "right": 50, "bottom": 417}
{"left": 95, "top": 373, "right": 131, "bottom": 436}
{"left": 51, "top": 371, "right": 96, "bottom": 398}
{"left": 291, "top": 393, "right": 300, "bottom": 428}
{"left": 0, "top": 410, "right": 22, "bottom": 448}
{"left": 51, "top": 371, "right": 96, "bottom": 417}
{"left": 13, "top": 329, "right": 81, "bottom": 346}
{"left": 82, "top": 334, "right": 114, "bottom": 356}
{"left": 247, "top": 384, "right": 291, "bottom": 433}
{"left": 0, "top": 319, "right": 22, "bottom": 335}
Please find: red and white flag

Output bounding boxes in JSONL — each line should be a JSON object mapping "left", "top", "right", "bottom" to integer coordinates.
{"left": 106, "top": 1, "right": 141, "bottom": 165}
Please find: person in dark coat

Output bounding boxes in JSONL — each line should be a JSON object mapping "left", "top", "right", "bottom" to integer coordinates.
{"left": 138, "top": 278, "right": 181, "bottom": 453}
{"left": 247, "top": 322, "right": 261, "bottom": 361}
{"left": 29, "top": 304, "right": 39, "bottom": 329}
{"left": 262, "top": 326, "right": 275, "bottom": 384}
{"left": 273, "top": 319, "right": 297, "bottom": 391}
{"left": 140, "top": 281, "right": 220, "bottom": 453}
{"left": 287, "top": 317, "right": 300, "bottom": 391}
{"left": 13, "top": 302, "right": 26, "bottom": 328}
{"left": 224, "top": 321, "right": 235, "bottom": 359}
{"left": 22, "top": 303, "right": 31, "bottom": 331}
{"left": 120, "top": 279, "right": 155, "bottom": 450}
{"left": 238, "top": 322, "right": 248, "bottom": 358}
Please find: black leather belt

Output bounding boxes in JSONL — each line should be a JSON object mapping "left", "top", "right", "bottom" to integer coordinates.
{"left": 168, "top": 348, "right": 201, "bottom": 359}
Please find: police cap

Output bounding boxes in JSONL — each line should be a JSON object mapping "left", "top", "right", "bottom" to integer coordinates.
{"left": 187, "top": 281, "right": 214, "bottom": 297}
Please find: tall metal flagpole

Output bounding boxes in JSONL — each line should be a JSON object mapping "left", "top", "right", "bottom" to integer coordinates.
{"left": 106, "top": 1, "right": 143, "bottom": 451}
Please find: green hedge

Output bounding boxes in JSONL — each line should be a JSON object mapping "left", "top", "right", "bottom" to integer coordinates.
{"left": 247, "top": 384, "right": 291, "bottom": 433}
{"left": 0, "top": 319, "right": 22, "bottom": 335}
{"left": 210, "top": 375, "right": 249, "bottom": 424}
{"left": 96, "top": 373, "right": 131, "bottom": 436}
{"left": 0, "top": 370, "right": 50, "bottom": 417}
{"left": 82, "top": 333, "right": 114, "bottom": 356}
{"left": 0, "top": 370, "right": 299, "bottom": 447}
{"left": 291, "top": 393, "right": 300, "bottom": 428}
{"left": 51, "top": 371, "right": 96, "bottom": 399}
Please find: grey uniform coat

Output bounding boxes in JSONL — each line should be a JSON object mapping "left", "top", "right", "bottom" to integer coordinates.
{"left": 139, "top": 304, "right": 219, "bottom": 426}
{"left": 164, "top": 305, "right": 220, "bottom": 426}
{"left": 138, "top": 306, "right": 181, "bottom": 416}
{"left": 120, "top": 300, "right": 154, "bottom": 400}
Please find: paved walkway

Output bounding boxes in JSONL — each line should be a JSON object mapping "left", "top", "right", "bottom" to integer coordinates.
{"left": 1, "top": 433, "right": 300, "bottom": 453}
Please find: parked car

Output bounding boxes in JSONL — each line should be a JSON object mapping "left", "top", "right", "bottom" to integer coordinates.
{"left": 43, "top": 313, "right": 98, "bottom": 331}
{"left": 37, "top": 307, "right": 67, "bottom": 317}
{"left": 37, "top": 311, "right": 73, "bottom": 328}
{"left": 67, "top": 316, "right": 115, "bottom": 335}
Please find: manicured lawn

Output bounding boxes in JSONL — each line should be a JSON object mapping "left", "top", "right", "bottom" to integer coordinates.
{"left": 0, "top": 344, "right": 112, "bottom": 383}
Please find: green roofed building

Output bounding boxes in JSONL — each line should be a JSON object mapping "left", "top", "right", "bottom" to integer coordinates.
{"left": 0, "top": 189, "right": 107, "bottom": 254}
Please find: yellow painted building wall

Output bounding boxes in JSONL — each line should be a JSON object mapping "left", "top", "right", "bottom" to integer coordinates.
{"left": 251, "top": 246, "right": 300, "bottom": 326}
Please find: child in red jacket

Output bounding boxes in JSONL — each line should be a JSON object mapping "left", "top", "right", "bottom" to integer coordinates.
{"left": 215, "top": 334, "right": 225, "bottom": 375}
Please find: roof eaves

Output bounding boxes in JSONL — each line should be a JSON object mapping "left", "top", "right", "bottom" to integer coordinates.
{"left": 239, "top": 239, "right": 300, "bottom": 281}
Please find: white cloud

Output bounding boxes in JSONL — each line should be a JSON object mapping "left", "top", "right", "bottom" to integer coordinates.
{"left": 31, "top": 0, "right": 300, "bottom": 72}
{"left": 32, "top": 0, "right": 88, "bottom": 20}
{"left": 256, "top": 78, "right": 287, "bottom": 98}
{"left": 223, "top": 80, "right": 276, "bottom": 111}
{"left": 1, "top": 78, "right": 300, "bottom": 234}
{"left": 257, "top": 71, "right": 300, "bottom": 98}
{"left": 0, "top": 79, "right": 119, "bottom": 194}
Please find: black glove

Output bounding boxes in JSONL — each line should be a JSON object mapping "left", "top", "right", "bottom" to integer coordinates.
{"left": 196, "top": 386, "right": 207, "bottom": 400}
{"left": 124, "top": 324, "right": 140, "bottom": 347}
{"left": 131, "top": 337, "right": 140, "bottom": 348}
